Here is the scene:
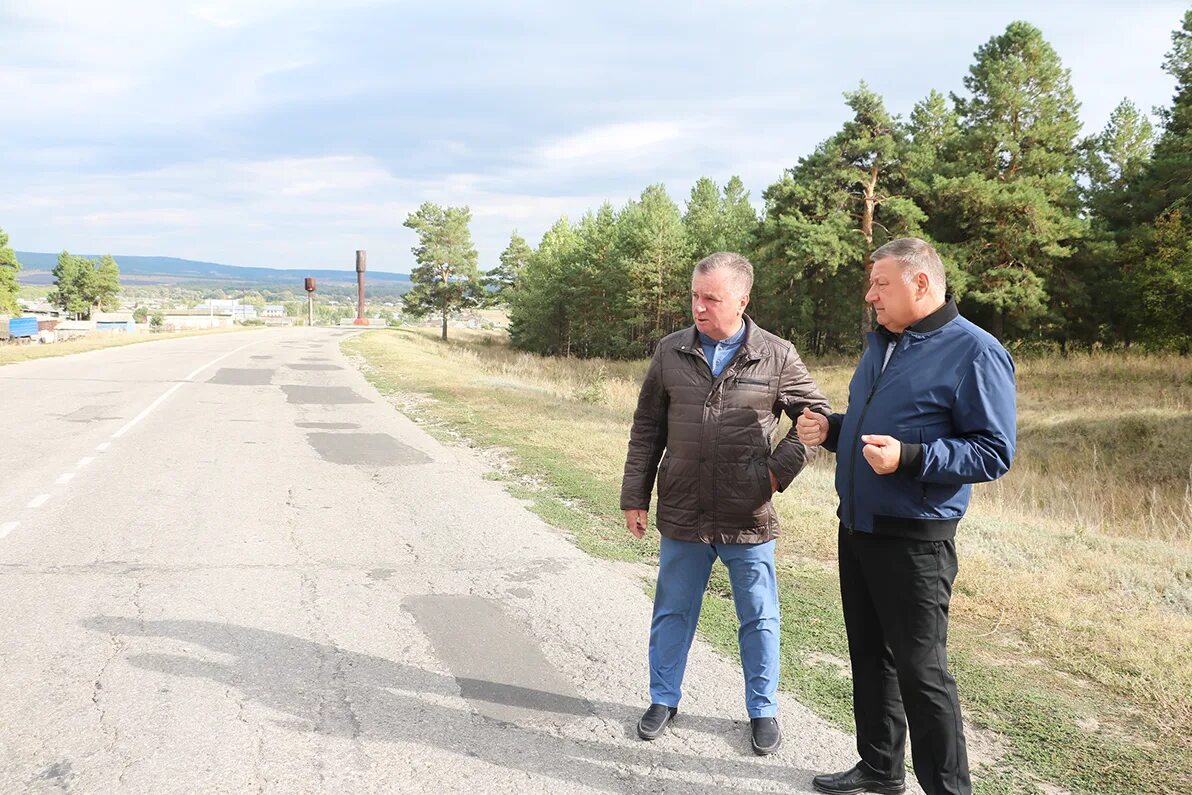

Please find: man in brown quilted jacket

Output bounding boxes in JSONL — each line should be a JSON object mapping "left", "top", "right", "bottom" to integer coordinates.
{"left": 621, "top": 251, "right": 829, "bottom": 755}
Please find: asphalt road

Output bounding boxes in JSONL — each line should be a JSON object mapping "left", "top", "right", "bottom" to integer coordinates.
{"left": 0, "top": 328, "right": 884, "bottom": 794}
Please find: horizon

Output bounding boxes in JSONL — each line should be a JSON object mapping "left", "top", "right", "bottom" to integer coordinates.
{"left": 11, "top": 250, "right": 411, "bottom": 278}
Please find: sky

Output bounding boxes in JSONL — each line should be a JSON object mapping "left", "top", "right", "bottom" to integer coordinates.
{"left": 0, "top": 1, "right": 1185, "bottom": 275}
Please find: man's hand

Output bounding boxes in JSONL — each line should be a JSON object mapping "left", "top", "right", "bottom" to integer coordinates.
{"left": 796, "top": 407, "right": 828, "bottom": 446}
{"left": 769, "top": 469, "right": 779, "bottom": 496}
{"left": 860, "top": 434, "right": 901, "bottom": 475}
{"left": 624, "top": 509, "right": 649, "bottom": 539}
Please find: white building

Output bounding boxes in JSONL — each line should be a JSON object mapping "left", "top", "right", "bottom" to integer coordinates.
{"left": 194, "top": 299, "right": 258, "bottom": 321}
{"left": 160, "top": 312, "right": 234, "bottom": 330}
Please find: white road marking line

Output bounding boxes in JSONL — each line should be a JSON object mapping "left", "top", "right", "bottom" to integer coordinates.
{"left": 107, "top": 339, "right": 264, "bottom": 441}
{"left": 96, "top": 442, "right": 110, "bottom": 452}
{"left": 77, "top": 457, "right": 95, "bottom": 468}
{"left": 109, "top": 383, "right": 183, "bottom": 439}
{"left": 0, "top": 522, "right": 17, "bottom": 539}
{"left": 55, "top": 472, "right": 75, "bottom": 485}
{"left": 184, "top": 339, "right": 262, "bottom": 382}
{"left": 27, "top": 494, "right": 50, "bottom": 509}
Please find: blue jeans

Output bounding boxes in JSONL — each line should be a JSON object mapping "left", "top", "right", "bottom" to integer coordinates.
{"left": 649, "top": 535, "right": 780, "bottom": 718}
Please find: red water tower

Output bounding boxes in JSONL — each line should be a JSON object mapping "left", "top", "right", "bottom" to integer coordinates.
{"left": 303, "top": 277, "right": 316, "bottom": 327}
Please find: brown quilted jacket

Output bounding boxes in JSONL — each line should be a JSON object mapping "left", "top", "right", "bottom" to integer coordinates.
{"left": 620, "top": 317, "right": 830, "bottom": 544}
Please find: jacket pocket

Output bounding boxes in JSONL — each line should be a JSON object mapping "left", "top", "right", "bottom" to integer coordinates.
{"left": 656, "top": 455, "right": 672, "bottom": 496}
{"left": 756, "top": 456, "right": 773, "bottom": 504}
{"left": 734, "top": 376, "right": 772, "bottom": 390}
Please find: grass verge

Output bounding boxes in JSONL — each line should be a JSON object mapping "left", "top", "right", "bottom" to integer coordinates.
{"left": 345, "top": 327, "right": 1191, "bottom": 795}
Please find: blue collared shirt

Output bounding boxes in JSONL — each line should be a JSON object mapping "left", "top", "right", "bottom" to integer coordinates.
{"left": 698, "top": 321, "right": 747, "bottom": 378}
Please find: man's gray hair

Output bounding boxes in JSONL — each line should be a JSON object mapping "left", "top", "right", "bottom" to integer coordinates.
{"left": 870, "top": 238, "right": 946, "bottom": 292}
{"left": 693, "top": 252, "right": 754, "bottom": 295}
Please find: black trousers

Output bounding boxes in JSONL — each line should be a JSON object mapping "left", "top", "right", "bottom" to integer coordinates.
{"left": 838, "top": 527, "right": 971, "bottom": 795}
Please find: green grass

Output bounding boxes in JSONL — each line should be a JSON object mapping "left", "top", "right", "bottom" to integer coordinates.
{"left": 345, "top": 328, "right": 1191, "bottom": 795}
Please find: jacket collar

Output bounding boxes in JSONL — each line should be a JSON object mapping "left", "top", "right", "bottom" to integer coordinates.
{"left": 686, "top": 315, "right": 766, "bottom": 359}
{"left": 696, "top": 319, "right": 747, "bottom": 348}
{"left": 877, "top": 294, "right": 957, "bottom": 341}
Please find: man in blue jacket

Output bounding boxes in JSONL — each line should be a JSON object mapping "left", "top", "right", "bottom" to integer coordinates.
{"left": 797, "top": 238, "right": 1016, "bottom": 795}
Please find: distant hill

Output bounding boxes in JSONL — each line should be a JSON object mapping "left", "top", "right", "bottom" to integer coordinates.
{"left": 14, "top": 252, "right": 411, "bottom": 289}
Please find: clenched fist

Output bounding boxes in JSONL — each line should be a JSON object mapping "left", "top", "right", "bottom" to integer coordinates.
{"left": 860, "top": 434, "right": 901, "bottom": 475}
{"left": 796, "top": 407, "right": 828, "bottom": 446}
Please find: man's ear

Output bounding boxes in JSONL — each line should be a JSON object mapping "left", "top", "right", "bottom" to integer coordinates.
{"left": 740, "top": 293, "right": 750, "bottom": 314}
{"left": 915, "top": 271, "right": 931, "bottom": 298}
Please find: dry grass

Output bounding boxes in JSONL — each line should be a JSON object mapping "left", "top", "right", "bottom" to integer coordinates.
{"left": 349, "top": 328, "right": 1192, "bottom": 794}
{"left": 0, "top": 326, "right": 255, "bottom": 367}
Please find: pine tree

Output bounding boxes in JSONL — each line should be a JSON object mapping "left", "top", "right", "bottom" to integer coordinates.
{"left": 401, "top": 202, "right": 482, "bottom": 340}
{"left": 1116, "top": 10, "right": 1192, "bottom": 350}
{"left": 509, "top": 217, "right": 580, "bottom": 355}
{"left": 570, "top": 204, "right": 632, "bottom": 357}
{"left": 0, "top": 226, "right": 20, "bottom": 315}
{"left": 1127, "top": 208, "right": 1192, "bottom": 351}
{"left": 93, "top": 255, "right": 122, "bottom": 312}
{"left": 721, "top": 176, "right": 759, "bottom": 257}
{"left": 937, "top": 22, "right": 1085, "bottom": 338}
{"left": 485, "top": 232, "right": 532, "bottom": 304}
{"left": 684, "top": 177, "right": 759, "bottom": 263}
{"left": 50, "top": 252, "right": 95, "bottom": 319}
{"left": 1083, "top": 100, "right": 1155, "bottom": 226}
{"left": 754, "top": 84, "right": 922, "bottom": 352}
{"left": 683, "top": 177, "right": 724, "bottom": 260}
{"left": 618, "top": 185, "right": 691, "bottom": 349}
{"left": 1136, "top": 10, "right": 1192, "bottom": 223}
{"left": 1061, "top": 100, "right": 1156, "bottom": 345}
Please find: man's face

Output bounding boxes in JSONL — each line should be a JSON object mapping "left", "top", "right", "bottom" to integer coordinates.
{"left": 865, "top": 257, "right": 922, "bottom": 333}
{"left": 691, "top": 268, "right": 748, "bottom": 341}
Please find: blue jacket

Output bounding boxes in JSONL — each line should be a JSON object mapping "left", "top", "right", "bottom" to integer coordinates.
{"left": 824, "top": 300, "right": 1017, "bottom": 539}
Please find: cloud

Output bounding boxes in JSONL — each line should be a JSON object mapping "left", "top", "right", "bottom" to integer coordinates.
{"left": 1, "top": 0, "right": 1186, "bottom": 274}
{"left": 539, "top": 122, "right": 688, "bottom": 163}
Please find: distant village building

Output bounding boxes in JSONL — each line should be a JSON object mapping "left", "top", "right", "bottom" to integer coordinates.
{"left": 93, "top": 312, "right": 136, "bottom": 334}
{"left": 194, "top": 299, "right": 258, "bottom": 321}
{"left": 16, "top": 300, "right": 63, "bottom": 320}
{"left": 160, "top": 311, "right": 234, "bottom": 331}
{"left": 261, "top": 305, "right": 286, "bottom": 319}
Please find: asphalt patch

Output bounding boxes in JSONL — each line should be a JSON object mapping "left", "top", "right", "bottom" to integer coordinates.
{"left": 287, "top": 364, "right": 343, "bottom": 371}
{"left": 306, "top": 432, "right": 432, "bottom": 465}
{"left": 295, "top": 422, "right": 360, "bottom": 430}
{"left": 59, "top": 405, "right": 122, "bottom": 423}
{"left": 280, "top": 385, "right": 368, "bottom": 405}
{"left": 208, "top": 368, "right": 274, "bottom": 386}
{"left": 404, "top": 595, "right": 590, "bottom": 727}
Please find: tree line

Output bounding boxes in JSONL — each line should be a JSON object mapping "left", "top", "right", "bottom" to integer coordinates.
{"left": 488, "top": 14, "right": 1189, "bottom": 357}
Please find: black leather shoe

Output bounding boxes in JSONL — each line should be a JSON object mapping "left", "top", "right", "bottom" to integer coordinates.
{"left": 636, "top": 704, "right": 677, "bottom": 739}
{"left": 812, "top": 761, "right": 906, "bottom": 794}
{"left": 750, "top": 716, "right": 782, "bottom": 755}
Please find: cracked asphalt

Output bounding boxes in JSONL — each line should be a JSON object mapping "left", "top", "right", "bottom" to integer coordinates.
{"left": 0, "top": 328, "right": 894, "bottom": 794}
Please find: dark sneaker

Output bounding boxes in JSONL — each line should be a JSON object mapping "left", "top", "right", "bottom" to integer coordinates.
{"left": 812, "top": 761, "right": 906, "bottom": 794}
{"left": 636, "top": 704, "right": 678, "bottom": 740}
{"left": 750, "top": 716, "right": 782, "bottom": 755}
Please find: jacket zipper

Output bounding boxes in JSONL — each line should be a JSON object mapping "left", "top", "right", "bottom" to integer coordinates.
{"left": 678, "top": 344, "right": 759, "bottom": 525}
{"left": 849, "top": 336, "right": 901, "bottom": 528}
